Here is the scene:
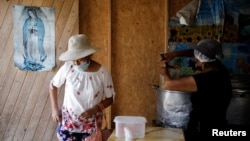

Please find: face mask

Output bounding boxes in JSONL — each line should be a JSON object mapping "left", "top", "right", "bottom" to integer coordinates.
{"left": 77, "top": 61, "right": 90, "bottom": 71}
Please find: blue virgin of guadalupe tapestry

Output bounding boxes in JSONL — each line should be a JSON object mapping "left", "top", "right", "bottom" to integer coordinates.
{"left": 13, "top": 5, "right": 55, "bottom": 71}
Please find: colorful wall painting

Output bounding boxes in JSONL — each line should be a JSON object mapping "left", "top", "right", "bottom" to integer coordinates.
{"left": 168, "top": 0, "right": 250, "bottom": 75}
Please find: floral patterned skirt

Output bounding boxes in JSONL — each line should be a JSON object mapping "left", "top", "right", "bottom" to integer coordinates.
{"left": 57, "top": 111, "right": 103, "bottom": 141}
{"left": 57, "top": 123, "right": 90, "bottom": 141}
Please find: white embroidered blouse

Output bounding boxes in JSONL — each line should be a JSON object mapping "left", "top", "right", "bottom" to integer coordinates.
{"left": 51, "top": 61, "right": 115, "bottom": 133}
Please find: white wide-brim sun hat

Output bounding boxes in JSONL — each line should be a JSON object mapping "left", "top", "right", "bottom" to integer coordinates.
{"left": 59, "top": 34, "right": 99, "bottom": 61}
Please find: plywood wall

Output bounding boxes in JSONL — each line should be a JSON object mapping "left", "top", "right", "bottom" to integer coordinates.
{"left": 79, "top": 0, "right": 111, "bottom": 68}
{"left": 0, "top": 0, "right": 79, "bottom": 140}
{"left": 110, "top": 0, "right": 167, "bottom": 126}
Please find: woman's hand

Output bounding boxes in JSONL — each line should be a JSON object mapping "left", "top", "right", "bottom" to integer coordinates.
{"left": 159, "top": 59, "right": 172, "bottom": 81}
{"left": 51, "top": 108, "right": 62, "bottom": 123}
{"left": 162, "top": 52, "right": 176, "bottom": 63}
{"left": 159, "top": 66, "right": 168, "bottom": 77}
{"left": 159, "top": 58, "right": 168, "bottom": 76}
{"left": 49, "top": 84, "right": 61, "bottom": 123}
{"left": 79, "top": 106, "right": 100, "bottom": 119}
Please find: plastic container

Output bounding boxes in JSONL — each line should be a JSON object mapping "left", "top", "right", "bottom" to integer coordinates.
{"left": 114, "top": 116, "right": 147, "bottom": 139}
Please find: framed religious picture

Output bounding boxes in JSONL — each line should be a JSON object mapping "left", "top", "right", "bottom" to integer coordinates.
{"left": 13, "top": 5, "right": 55, "bottom": 71}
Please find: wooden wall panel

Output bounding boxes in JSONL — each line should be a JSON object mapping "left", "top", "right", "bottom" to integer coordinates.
{"left": 111, "top": 0, "right": 166, "bottom": 126}
{"left": 0, "top": 0, "right": 79, "bottom": 141}
{"left": 79, "top": 0, "right": 111, "bottom": 68}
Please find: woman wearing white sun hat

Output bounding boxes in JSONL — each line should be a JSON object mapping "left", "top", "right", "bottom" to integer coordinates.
{"left": 49, "top": 34, "right": 115, "bottom": 141}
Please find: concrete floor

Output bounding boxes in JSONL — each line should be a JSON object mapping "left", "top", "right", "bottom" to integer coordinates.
{"left": 226, "top": 75, "right": 250, "bottom": 130}
{"left": 227, "top": 93, "right": 250, "bottom": 125}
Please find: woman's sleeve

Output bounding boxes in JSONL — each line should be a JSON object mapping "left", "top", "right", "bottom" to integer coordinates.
{"left": 50, "top": 62, "right": 71, "bottom": 88}
{"left": 103, "top": 68, "right": 115, "bottom": 99}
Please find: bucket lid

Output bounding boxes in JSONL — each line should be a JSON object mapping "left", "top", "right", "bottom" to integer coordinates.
{"left": 114, "top": 116, "right": 147, "bottom": 123}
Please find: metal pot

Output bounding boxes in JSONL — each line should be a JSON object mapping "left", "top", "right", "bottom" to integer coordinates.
{"left": 152, "top": 85, "right": 192, "bottom": 128}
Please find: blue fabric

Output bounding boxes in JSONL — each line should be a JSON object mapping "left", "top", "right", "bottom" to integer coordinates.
{"left": 196, "top": 0, "right": 225, "bottom": 26}
{"left": 57, "top": 124, "right": 90, "bottom": 141}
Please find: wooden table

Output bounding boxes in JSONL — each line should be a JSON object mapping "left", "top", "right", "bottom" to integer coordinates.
{"left": 107, "top": 126, "right": 185, "bottom": 141}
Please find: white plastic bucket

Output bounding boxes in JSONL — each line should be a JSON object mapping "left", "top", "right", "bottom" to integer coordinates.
{"left": 114, "top": 116, "right": 147, "bottom": 139}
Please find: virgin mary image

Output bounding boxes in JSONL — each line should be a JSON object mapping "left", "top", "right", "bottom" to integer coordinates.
{"left": 13, "top": 5, "right": 55, "bottom": 71}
